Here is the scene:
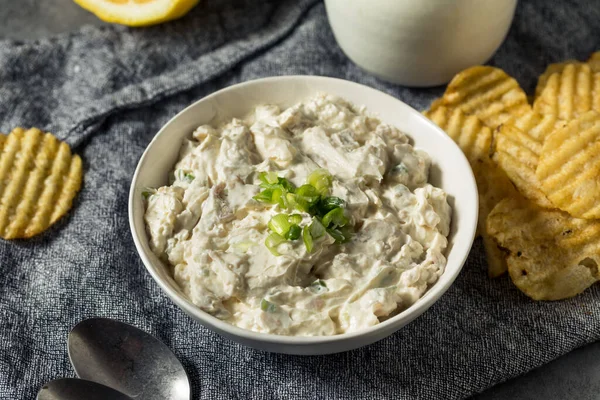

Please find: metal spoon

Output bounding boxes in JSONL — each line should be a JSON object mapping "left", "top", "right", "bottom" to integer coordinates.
{"left": 68, "top": 318, "right": 191, "bottom": 400}
{"left": 37, "top": 378, "right": 131, "bottom": 400}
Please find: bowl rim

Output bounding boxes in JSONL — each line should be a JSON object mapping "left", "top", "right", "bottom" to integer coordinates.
{"left": 128, "top": 75, "right": 478, "bottom": 345}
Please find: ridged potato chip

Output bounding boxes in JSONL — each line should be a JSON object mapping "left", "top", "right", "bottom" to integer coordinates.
{"left": 473, "top": 159, "right": 518, "bottom": 230}
{"left": 0, "top": 128, "right": 83, "bottom": 239}
{"left": 424, "top": 105, "right": 513, "bottom": 277}
{"left": 440, "top": 66, "right": 531, "bottom": 129}
{"left": 534, "top": 60, "right": 580, "bottom": 99}
{"left": 533, "top": 63, "right": 600, "bottom": 121}
{"left": 536, "top": 111, "right": 600, "bottom": 219}
{"left": 535, "top": 53, "right": 600, "bottom": 101}
{"left": 424, "top": 105, "right": 492, "bottom": 162}
{"left": 426, "top": 97, "right": 445, "bottom": 114}
{"left": 473, "top": 158, "right": 518, "bottom": 277}
{"left": 588, "top": 51, "right": 600, "bottom": 72}
{"left": 487, "top": 196, "right": 600, "bottom": 300}
{"left": 492, "top": 118, "right": 554, "bottom": 208}
{"left": 482, "top": 234, "right": 509, "bottom": 279}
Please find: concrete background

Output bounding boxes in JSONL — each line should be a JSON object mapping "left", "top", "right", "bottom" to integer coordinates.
{"left": 1, "top": 1, "right": 599, "bottom": 399}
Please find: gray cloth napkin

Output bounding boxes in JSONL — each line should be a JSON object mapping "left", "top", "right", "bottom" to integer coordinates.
{"left": 1, "top": 1, "right": 599, "bottom": 399}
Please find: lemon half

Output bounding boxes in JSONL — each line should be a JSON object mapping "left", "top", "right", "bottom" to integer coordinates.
{"left": 74, "top": 0, "right": 200, "bottom": 27}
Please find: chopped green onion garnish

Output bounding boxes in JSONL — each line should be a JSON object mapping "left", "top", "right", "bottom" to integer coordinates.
{"left": 265, "top": 232, "right": 286, "bottom": 256}
{"left": 294, "top": 185, "right": 320, "bottom": 212}
{"left": 312, "top": 279, "right": 327, "bottom": 287}
{"left": 302, "top": 225, "right": 313, "bottom": 253}
{"left": 260, "top": 299, "right": 277, "bottom": 312}
{"left": 317, "top": 196, "right": 346, "bottom": 214}
{"left": 285, "top": 193, "right": 298, "bottom": 209}
{"left": 259, "top": 171, "right": 279, "bottom": 185}
{"left": 268, "top": 214, "right": 291, "bottom": 236}
{"left": 327, "top": 226, "right": 353, "bottom": 243}
{"left": 258, "top": 172, "right": 295, "bottom": 192}
{"left": 341, "top": 226, "right": 354, "bottom": 241}
{"left": 326, "top": 228, "right": 345, "bottom": 243}
{"left": 288, "top": 214, "right": 303, "bottom": 225}
{"left": 322, "top": 207, "right": 348, "bottom": 229}
{"left": 303, "top": 219, "right": 326, "bottom": 253}
{"left": 271, "top": 187, "right": 285, "bottom": 208}
{"left": 277, "top": 177, "right": 296, "bottom": 193}
{"left": 309, "top": 218, "right": 326, "bottom": 239}
{"left": 142, "top": 190, "right": 154, "bottom": 199}
{"left": 286, "top": 193, "right": 307, "bottom": 212}
{"left": 308, "top": 169, "right": 332, "bottom": 195}
{"left": 255, "top": 168, "right": 353, "bottom": 254}
{"left": 296, "top": 184, "right": 319, "bottom": 197}
{"left": 253, "top": 188, "right": 274, "bottom": 203}
{"left": 175, "top": 169, "right": 195, "bottom": 183}
{"left": 286, "top": 224, "right": 301, "bottom": 240}
{"left": 254, "top": 174, "right": 295, "bottom": 207}
{"left": 183, "top": 172, "right": 195, "bottom": 182}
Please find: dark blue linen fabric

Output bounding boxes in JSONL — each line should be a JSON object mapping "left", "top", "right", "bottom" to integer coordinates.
{"left": 1, "top": 1, "right": 599, "bottom": 399}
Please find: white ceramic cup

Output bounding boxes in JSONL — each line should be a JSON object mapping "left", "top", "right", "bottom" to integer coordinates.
{"left": 325, "top": 0, "right": 518, "bottom": 87}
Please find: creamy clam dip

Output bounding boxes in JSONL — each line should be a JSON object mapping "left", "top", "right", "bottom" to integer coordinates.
{"left": 144, "top": 93, "right": 451, "bottom": 336}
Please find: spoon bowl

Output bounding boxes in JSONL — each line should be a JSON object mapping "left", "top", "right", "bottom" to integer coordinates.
{"left": 68, "top": 318, "right": 190, "bottom": 400}
{"left": 37, "top": 378, "right": 131, "bottom": 400}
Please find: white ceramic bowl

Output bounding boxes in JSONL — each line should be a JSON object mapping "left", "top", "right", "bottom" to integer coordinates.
{"left": 129, "top": 76, "right": 478, "bottom": 355}
{"left": 325, "top": 0, "right": 518, "bottom": 87}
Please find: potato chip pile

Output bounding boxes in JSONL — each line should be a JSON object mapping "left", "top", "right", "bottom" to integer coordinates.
{"left": 424, "top": 52, "right": 600, "bottom": 300}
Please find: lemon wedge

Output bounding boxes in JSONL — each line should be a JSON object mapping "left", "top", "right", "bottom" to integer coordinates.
{"left": 74, "top": 0, "right": 200, "bottom": 27}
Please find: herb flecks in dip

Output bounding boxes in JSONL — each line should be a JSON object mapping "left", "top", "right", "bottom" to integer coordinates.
{"left": 144, "top": 93, "right": 451, "bottom": 336}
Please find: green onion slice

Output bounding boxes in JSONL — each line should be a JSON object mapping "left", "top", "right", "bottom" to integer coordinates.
{"left": 294, "top": 185, "right": 321, "bottom": 212}
{"left": 259, "top": 171, "right": 279, "bottom": 185}
{"left": 321, "top": 207, "right": 348, "bottom": 229}
{"left": 265, "top": 233, "right": 286, "bottom": 256}
{"left": 287, "top": 193, "right": 307, "bottom": 212}
{"left": 308, "top": 169, "right": 332, "bottom": 195}
{"left": 288, "top": 214, "right": 303, "bottom": 225}
{"left": 286, "top": 224, "right": 301, "bottom": 240}
{"left": 253, "top": 188, "right": 274, "bottom": 203}
{"left": 260, "top": 299, "right": 277, "bottom": 312}
{"left": 258, "top": 172, "right": 296, "bottom": 193}
{"left": 268, "top": 214, "right": 291, "bottom": 236}
{"left": 327, "top": 226, "right": 353, "bottom": 243}
{"left": 271, "top": 188, "right": 285, "bottom": 208}
{"left": 296, "top": 184, "right": 319, "bottom": 198}
{"left": 302, "top": 225, "right": 313, "bottom": 253}
{"left": 184, "top": 172, "right": 195, "bottom": 182}
{"left": 175, "top": 169, "right": 195, "bottom": 183}
{"left": 326, "top": 228, "right": 345, "bottom": 243}
{"left": 309, "top": 218, "right": 326, "bottom": 239}
{"left": 277, "top": 177, "right": 296, "bottom": 193}
{"left": 317, "top": 196, "right": 346, "bottom": 214}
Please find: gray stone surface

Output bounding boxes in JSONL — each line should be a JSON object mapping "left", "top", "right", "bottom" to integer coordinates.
{"left": 0, "top": 0, "right": 598, "bottom": 399}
